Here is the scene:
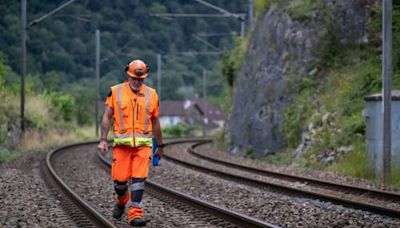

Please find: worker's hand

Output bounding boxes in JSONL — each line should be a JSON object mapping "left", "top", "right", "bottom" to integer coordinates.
{"left": 97, "top": 140, "right": 108, "bottom": 155}
{"left": 156, "top": 147, "right": 164, "bottom": 158}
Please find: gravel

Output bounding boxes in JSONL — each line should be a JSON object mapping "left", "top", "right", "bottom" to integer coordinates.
{"left": 2, "top": 142, "right": 399, "bottom": 228}
{"left": 53, "top": 144, "right": 226, "bottom": 228}
{"left": 196, "top": 143, "right": 400, "bottom": 193}
{"left": 0, "top": 151, "right": 78, "bottom": 227}
{"left": 153, "top": 143, "right": 400, "bottom": 227}
{"left": 167, "top": 143, "right": 400, "bottom": 211}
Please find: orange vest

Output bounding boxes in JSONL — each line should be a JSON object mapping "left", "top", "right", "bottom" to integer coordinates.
{"left": 110, "top": 82, "right": 158, "bottom": 147}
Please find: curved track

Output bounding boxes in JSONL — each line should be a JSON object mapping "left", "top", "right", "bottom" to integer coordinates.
{"left": 45, "top": 141, "right": 117, "bottom": 227}
{"left": 98, "top": 138, "right": 277, "bottom": 228}
{"left": 46, "top": 139, "right": 278, "bottom": 228}
{"left": 162, "top": 140, "right": 400, "bottom": 219}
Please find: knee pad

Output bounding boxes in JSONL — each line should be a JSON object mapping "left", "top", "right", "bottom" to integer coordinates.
{"left": 131, "top": 178, "right": 145, "bottom": 203}
{"left": 114, "top": 181, "right": 128, "bottom": 197}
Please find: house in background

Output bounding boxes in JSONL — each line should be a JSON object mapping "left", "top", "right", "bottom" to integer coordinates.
{"left": 159, "top": 101, "right": 186, "bottom": 127}
{"left": 160, "top": 98, "right": 224, "bottom": 131}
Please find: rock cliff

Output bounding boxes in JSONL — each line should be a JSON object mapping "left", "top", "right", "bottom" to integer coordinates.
{"left": 228, "top": 0, "right": 371, "bottom": 156}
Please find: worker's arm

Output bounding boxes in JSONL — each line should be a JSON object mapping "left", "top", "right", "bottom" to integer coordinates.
{"left": 97, "top": 105, "right": 114, "bottom": 154}
{"left": 151, "top": 116, "right": 164, "bottom": 157}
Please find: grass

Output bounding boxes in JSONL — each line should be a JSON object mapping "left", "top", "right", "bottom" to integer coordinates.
{"left": 328, "top": 136, "right": 374, "bottom": 178}
{"left": 0, "top": 125, "right": 97, "bottom": 164}
{"left": 254, "top": 0, "right": 285, "bottom": 18}
{"left": 287, "top": 0, "right": 322, "bottom": 21}
{"left": 264, "top": 149, "right": 294, "bottom": 165}
{"left": 212, "top": 128, "right": 228, "bottom": 151}
{"left": 392, "top": 169, "right": 400, "bottom": 187}
{"left": 25, "top": 94, "right": 53, "bottom": 130}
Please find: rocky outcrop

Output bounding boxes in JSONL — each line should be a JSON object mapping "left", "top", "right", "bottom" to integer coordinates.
{"left": 228, "top": 0, "right": 370, "bottom": 156}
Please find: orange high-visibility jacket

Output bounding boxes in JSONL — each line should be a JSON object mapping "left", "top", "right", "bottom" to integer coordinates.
{"left": 106, "top": 82, "right": 159, "bottom": 147}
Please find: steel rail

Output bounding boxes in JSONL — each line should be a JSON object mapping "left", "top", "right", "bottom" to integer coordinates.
{"left": 46, "top": 141, "right": 117, "bottom": 228}
{"left": 161, "top": 141, "right": 400, "bottom": 219}
{"left": 97, "top": 139, "right": 278, "bottom": 228}
{"left": 189, "top": 141, "right": 400, "bottom": 201}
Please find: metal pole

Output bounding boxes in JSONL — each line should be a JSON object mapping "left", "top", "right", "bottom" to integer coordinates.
{"left": 203, "top": 69, "right": 207, "bottom": 136}
{"left": 240, "top": 21, "right": 245, "bottom": 37}
{"left": 248, "top": 0, "right": 254, "bottom": 31}
{"left": 382, "top": 0, "right": 392, "bottom": 185}
{"left": 157, "top": 54, "right": 162, "bottom": 101}
{"left": 20, "top": 0, "right": 26, "bottom": 133}
{"left": 95, "top": 29, "right": 100, "bottom": 137}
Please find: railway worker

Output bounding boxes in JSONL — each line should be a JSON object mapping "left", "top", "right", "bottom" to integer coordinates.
{"left": 97, "top": 59, "right": 164, "bottom": 227}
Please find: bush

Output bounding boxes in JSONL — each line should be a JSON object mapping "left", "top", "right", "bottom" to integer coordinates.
{"left": 162, "top": 124, "right": 199, "bottom": 137}
{"left": 47, "top": 92, "right": 76, "bottom": 122}
{"left": 222, "top": 36, "right": 250, "bottom": 87}
{"left": 287, "top": 0, "right": 323, "bottom": 21}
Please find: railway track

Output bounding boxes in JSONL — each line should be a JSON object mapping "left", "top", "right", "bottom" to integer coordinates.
{"left": 45, "top": 142, "right": 117, "bottom": 228}
{"left": 162, "top": 140, "right": 400, "bottom": 219}
{"left": 45, "top": 139, "right": 277, "bottom": 228}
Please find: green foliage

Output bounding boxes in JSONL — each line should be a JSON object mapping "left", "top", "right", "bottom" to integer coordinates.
{"left": 65, "top": 83, "right": 96, "bottom": 125}
{"left": 280, "top": 79, "right": 314, "bottom": 147}
{"left": 213, "top": 128, "right": 227, "bottom": 150}
{"left": 222, "top": 36, "right": 249, "bottom": 87}
{"left": 245, "top": 147, "right": 255, "bottom": 159}
{"left": 392, "top": 168, "right": 400, "bottom": 187}
{"left": 264, "top": 151, "right": 293, "bottom": 165}
{"left": 328, "top": 136, "right": 374, "bottom": 179}
{"left": 287, "top": 0, "right": 322, "bottom": 21}
{"left": 162, "top": 124, "right": 199, "bottom": 137}
{"left": 46, "top": 92, "right": 76, "bottom": 122}
{"left": 0, "top": 149, "right": 23, "bottom": 164}
{"left": 0, "top": 0, "right": 246, "bottom": 102}
{"left": 254, "top": 0, "right": 285, "bottom": 18}
{"left": 0, "top": 56, "right": 19, "bottom": 145}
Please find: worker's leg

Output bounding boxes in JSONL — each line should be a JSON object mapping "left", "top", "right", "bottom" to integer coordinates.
{"left": 127, "top": 146, "right": 151, "bottom": 223}
{"left": 111, "top": 146, "right": 133, "bottom": 218}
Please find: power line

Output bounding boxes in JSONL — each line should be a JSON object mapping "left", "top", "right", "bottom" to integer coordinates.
{"left": 152, "top": 13, "right": 245, "bottom": 18}
{"left": 197, "top": 32, "right": 238, "bottom": 37}
{"left": 194, "top": 0, "right": 245, "bottom": 21}
{"left": 192, "top": 35, "right": 220, "bottom": 51}
{"left": 29, "top": 0, "right": 76, "bottom": 27}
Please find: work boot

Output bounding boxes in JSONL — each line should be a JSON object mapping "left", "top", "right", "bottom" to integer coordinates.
{"left": 130, "top": 217, "right": 146, "bottom": 227}
{"left": 112, "top": 203, "right": 125, "bottom": 219}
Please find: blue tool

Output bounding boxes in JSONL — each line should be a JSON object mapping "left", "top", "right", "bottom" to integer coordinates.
{"left": 152, "top": 137, "right": 160, "bottom": 167}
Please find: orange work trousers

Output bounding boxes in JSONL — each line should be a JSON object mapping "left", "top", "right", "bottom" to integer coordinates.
{"left": 111, "top": 146, "right": 151, "bottom": 181}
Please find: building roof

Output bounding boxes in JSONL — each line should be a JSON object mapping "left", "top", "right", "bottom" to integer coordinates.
{"left": 160, "top": 101, "right": 186, "bottom": 116}
{"left": 184, "top": 98, "right": 224, "bottom": 121}
{"left": 160, "top": 98, "right": 224, "bottom": 121}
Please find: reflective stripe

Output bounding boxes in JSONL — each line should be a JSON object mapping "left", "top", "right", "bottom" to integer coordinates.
{"left": 114, "top": 137, "right": 153, "bottom": 147}
{"left": 114, "top": 133, "right": 134, "bottom": 138}
{"left": 134, "top": 133, "right": 152, "bottom": 137}
{"left": 131, "top": 182, "right": 145, "bottom": 191}
{"left": 116, "top": 85, "right": 125, "bottom": 132}
{"left": 114, "top": 138, "right": 135, "bottom": 147}
{"left": 127, "top": 201, "right": 143, "bottom": 208}
{"left": 135, "top": 137, "right": 152, "bottom": 147}
{"left": 143, "top": 87, "right": 150, "bottom": 132}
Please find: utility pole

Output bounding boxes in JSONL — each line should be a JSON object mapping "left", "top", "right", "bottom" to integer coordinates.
{"left": 20, "top": 0, "right": 27, "bottom": 133}
{"left": 19, "top": 0, "right": 76, "bottom": 133}
{"left": 248, "top": 0, "right": 254, "bottom": 31}
{"left": 240, "top": 21, "right": 245, "bottom": 37}
{"left": 95, "top": 29, "right": 100, "bottom": 137}
{"left": 202, "top": 69, "right": 207, "bottom": 136}
{"left": 382, "top": 0, "right": 392, "bottom": 185}
{"left": 157, "top": 54, "right": 162, "bottom": 101}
